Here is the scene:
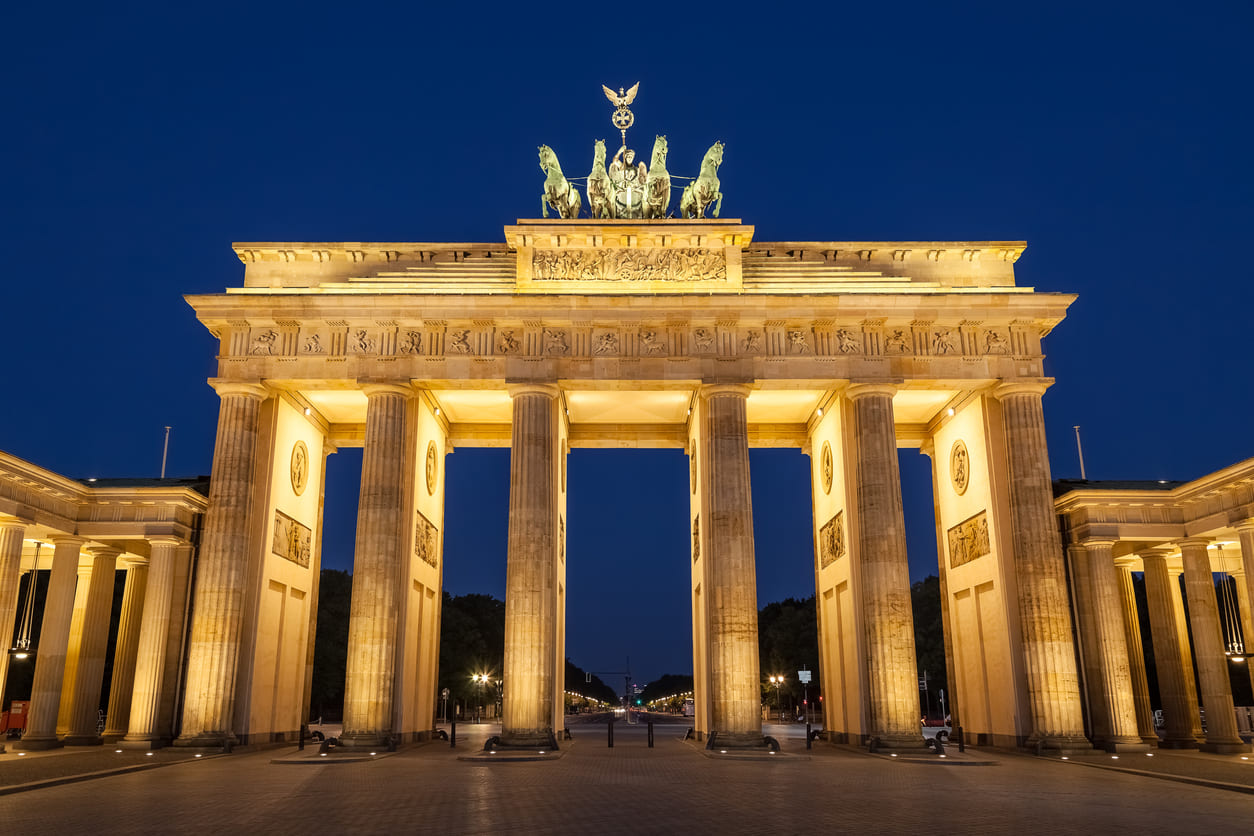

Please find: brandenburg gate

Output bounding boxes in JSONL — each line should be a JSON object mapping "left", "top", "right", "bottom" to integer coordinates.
{"left": 177, "top": 218, "right": 1090, "bottom": 752}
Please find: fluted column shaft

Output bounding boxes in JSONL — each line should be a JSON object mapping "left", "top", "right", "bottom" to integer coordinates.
{"left": 1069, "top": 544, "right": 1108, "bottom": 742}
{"left": 65, "top": 547, "right": 121, "bottom": 745}
{"left": 1079, "top": 540, "right": 1144, "bottom": 749}
{"left": 176, "top": 382, "right": 266, "bottom": 746}
{"left": 1179, "top": 538, "right": 1248, "bottom": 751}
{"left": 340, "top": 384, "right": 412, "bottom": 748}
{"left": 122, "top": 539, "right": 181, "bottom": 748}
{"left": 0, "top": 522, "right": 27, "bottom": 705}
{"left": 103, "top": 559, "right": 148, "bottom": 739}
{"left": 18, "top": 537, "right": 84, "bottom": 749}
{"left": 57, "top": 563, "right": 93, "bottom": 735}
{"left": 1114, "top": 561, "right": 1159, "bottom": 743}
{"left": 993, "top": 383, "right": 1086, "bottom": 748}
{"left": 848, "top": 384, "right": 922, "bottom": 749}
{"left": 500, "top": 384, "right": 560, "bottom": 748}
{"left": 1142, "top": 553, "right": 1198, "bottom": 747}
{"left": 702, "top": 384, "right": 763, "bottom": 746}
{"left": 1238, "top": 523, "right": 1254, "bottom": 696}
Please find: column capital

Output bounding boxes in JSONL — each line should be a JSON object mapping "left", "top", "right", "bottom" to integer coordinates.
{"left": 1176, "top": 536, "right": 1212, "bottom": 551}
{"left": 121, "top": 554, "right": 151, "bottom": 567}
{"left": 991, "top": 379, "right": 1054, "bottom": 401}
{"left": 845, "top": 382, "right": 897, "bottom": 401}
{"left": 48, "top": 535, "right": 86, "bottom": 548}
{"left": 146, "top": 536, "right": 187, "bottom": 550}
{"left": 1232, "top": 519, "right": 1254, "bottom": 534}
{"left": 918, "top": 438, "right": 936, "bottom": 458}
{"left": 360, "top": 381, "right": 415, "bottom": 399}
{"left": 699, "top": 382, "right": 752, "bottom": 400}
{"left": 1113, "top": 555, "right": 1140, "bottom": 569}
{"left": 86, "top": 544, "right": 123, "bottom": 560}
{"left": 507, "top": 382, "right": 561, "bottom": 399}
{"left": 0, "top": 517, "right": 31, "bottom": 533}
{"left": 1080, "top": 538, "right": 1119, "bottom": 550}
{"left": 208, "top": 379, "right": 268, "bottom": 400}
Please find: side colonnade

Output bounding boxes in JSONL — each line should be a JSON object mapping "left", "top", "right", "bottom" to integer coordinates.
{"left": 1057, "top": 465, "right": 1254, "bottom": 754}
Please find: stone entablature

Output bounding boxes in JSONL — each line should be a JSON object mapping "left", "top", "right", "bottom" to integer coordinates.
{"left": 1055, "top": 457, "right": 1254, "bottom": 553}
{"left": 229, "top": 221, "right": 1028, "bottom": 294}
{"left": 0, "top": 450, "right": 208, "bottom": 555}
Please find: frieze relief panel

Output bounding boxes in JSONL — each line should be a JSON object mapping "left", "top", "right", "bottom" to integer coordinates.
{"left": 947, "top": 510, "right": 990, "bottom": 569}
{"left": 819, "top": 511, "right": 845, "bottom": 568}
{"left": 236, "top": 320, "right": 1030, "bottom": 361}
{"left": 531, "top": 248, "right": 727, "bottom": 282}
{"left": 272, "top": 509, "right": 311, "bottom": 568}
{"left": 414, "top": 510, "right": 439, "bottom": 568}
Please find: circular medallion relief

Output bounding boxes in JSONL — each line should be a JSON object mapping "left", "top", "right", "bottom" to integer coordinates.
{"left": 821, "top": 442, "right": 834, "bottom": 495}
{"left": 425, "top": 440, "right": 438, "bottom": 496}
{"left": 290, "top": 440, "right": 309, "bottom": 497}
{"left": 950, "top": 439, "right": 970, "bottom": 496}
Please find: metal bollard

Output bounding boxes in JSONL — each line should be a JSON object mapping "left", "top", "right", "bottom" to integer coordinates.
{"left": 451, "top": 720, "right": 457, "bottom": 749}
{"left": 608, "top": 718, "right": 614, "bottom": 748}
{"left": 956, "top": 725, "right": 964, "bottom": 753}
{"left": 648, "top": 721, "right": 654, "bottom": 748}
{"left": 298, "top": 724, "right": 306, "bottom": 751}
{"left": 805, "top": 722, "right": 812, "bottom": 750}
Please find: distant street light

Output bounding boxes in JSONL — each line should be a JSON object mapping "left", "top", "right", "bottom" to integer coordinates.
{"left": 472, "top": 673, "right": 489, "bottom": 723}
{"left": 769, "top": 675, "right": 785, "bottom": 723}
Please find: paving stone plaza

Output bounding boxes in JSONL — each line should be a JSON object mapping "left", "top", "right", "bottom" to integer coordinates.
{"left": 2, "top": 724, "right": 1253, "bottom": 834}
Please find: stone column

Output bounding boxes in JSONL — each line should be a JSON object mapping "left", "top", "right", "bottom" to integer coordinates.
{"left": 992, "top": 382, "right": 1087, "bottom": 750}
{"left": 102, "top": 558, "right": 148, "bottom": 740}
{"left": 176, "top": 382, "right": 267, "bottom": 747}
{"left": 847, "top": 384, "right": 923, "bottom": 750}
{"left": 0, "top": 521, "right": 28, "bottom": 705}
{"left": 1114, "top": 558, "right": 1159, "bottom": 744}
{"left": 1237, "top": 522, "right": 1254, "bottom": 697}
{"left": 701, "top": 384, "right": 763, "bottom": 748}
{"left": 1179, "top": 538, "right": 1249, "bottom": 752}
{"left": 500, "top": 384, "right": 560, "bottom": 749}
{"left": 1067, "top": 543, "right": 1107, "bottom": 744}
{"left": 64, "top": 546, "right": 121, "bottom": 745}
{"left": 121, "top": 538, "right": 182, "bottom": 749}
{"left": 57, "top": 562, "right": 93, "bottom": 735}
{"left": 1167, "top": 564, "right": 1203, "bottom": 739}
{"left": 17, "top": 536, "right": 84, "bottom": 750}
{"left": 1078, "top": 540, "right": 1146, "bottom": 751}
{"left": 1141, "top": 551, "right": 1199, "bottom": 747}
{"left": 340, "top": 383, "right": 412, "bottom": 749}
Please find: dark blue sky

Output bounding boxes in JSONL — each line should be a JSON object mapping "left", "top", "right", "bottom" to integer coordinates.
{"left": 4, "top": 2, "right": 1251, "bottom": 683}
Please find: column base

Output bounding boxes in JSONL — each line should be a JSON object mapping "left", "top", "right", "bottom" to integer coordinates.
{"left": 336, "top": 731, "right": 392, "bottom": 750}
{"left": 1199, "top": 739, "right": 1252, "bottom": 754}
{"left": 496, "top": 729, "right": 559, "bottom": 750}
{"left": 14, "top": 736, "right": 64, "bottom": 751}
{"left": 118, "top": 736, "right": 166, "bottom": 750}
{"left": 705, "top": 730, "right": 777, "bottom": 751}
{"left": 1157, "top": 736, "right": 1200, "bottom": 749}
{"left": 866, "top": 733, "right": 930, "bottom": 754}
{"left": 173, "top": 732, "right": 237, "bottom": 749}
{"left": 1025, "top": 734, "right": 1093, "bottom": 755}
{"left": 62, "top": 735, "right": 103, "bottom": 747}
{"left": 1098, "top": 739, "right": 1152, "bottom": 754}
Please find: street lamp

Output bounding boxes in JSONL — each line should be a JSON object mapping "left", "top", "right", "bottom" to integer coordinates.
{"left": 769, "top": 675, "right": 785, "bottom": 722}
{"left": 472, "top": 674, "right": 489, "bottom": 723}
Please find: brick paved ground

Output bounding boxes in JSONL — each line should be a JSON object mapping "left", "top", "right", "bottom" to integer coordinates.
{"left": 1, "top": 724, "right": 1252, "bottom": 835}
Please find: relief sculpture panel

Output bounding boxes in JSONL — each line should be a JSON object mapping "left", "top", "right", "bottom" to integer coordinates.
{"left": 272, "top": 509, "right": 311, "bottom": 568}
{"left": 532, "top": 248, "right": 726, "bottom": 282}
{"left": 947, "top": 510, "right": 990, "bottom": 569}
{"left": 414, "top": 510, "right": 439, "bottom": 568}
{"left": 819, "top": 511, "right": 845, "bottom": 568}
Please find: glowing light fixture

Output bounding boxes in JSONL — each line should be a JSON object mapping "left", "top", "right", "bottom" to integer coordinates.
{"left": 9, "top": 542, "right": 43, "bottom": 660}
{"left": 1218, "top": 548, "right": 1246, "bottom": 662}
{"left": 947, "top": 408, "right": 955, "bottom": 416}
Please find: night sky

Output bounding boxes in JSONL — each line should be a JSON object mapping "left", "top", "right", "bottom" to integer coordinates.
{"left": 4, "top": 2, "right": 1251, "bottom": 684}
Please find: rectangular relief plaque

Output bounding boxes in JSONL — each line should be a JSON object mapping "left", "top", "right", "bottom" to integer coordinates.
{"left": 819, "top": 511, "right": 845, "bottom": 568}
{"left": 947, "top": 510, "right": 991, "bottom": 569}
{"left": 415, "top": 510, "right": 439, "bottom": 568}
{"left": 272, "top": 509, "right": 311, "bottom": 568}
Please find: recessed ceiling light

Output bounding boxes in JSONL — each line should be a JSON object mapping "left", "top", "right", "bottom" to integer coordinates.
{"left": 947, "top": 408, "right": 955, "bottom": 416}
